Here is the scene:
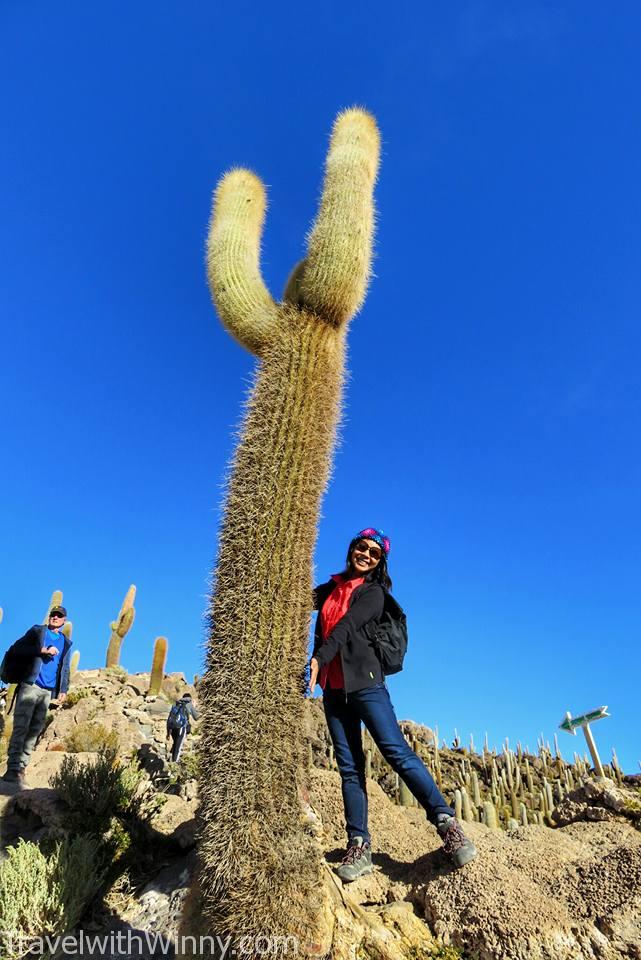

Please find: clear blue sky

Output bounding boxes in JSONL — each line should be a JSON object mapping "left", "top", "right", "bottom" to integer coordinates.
{"left": 2, "top": 2, "right": 639, "bottom": 771}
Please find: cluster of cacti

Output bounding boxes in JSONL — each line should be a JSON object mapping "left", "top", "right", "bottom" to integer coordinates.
{"left": 105, "top": 585, "right": 136, "bottom": 667}
{"left": 148, "top": 636, "right": 168, "bottom": 696}
{"left": 345, "top": 726, "right": 627, "bottom": 831}
{"left": 194, "top": 109, "right": 380, "bottom": 947}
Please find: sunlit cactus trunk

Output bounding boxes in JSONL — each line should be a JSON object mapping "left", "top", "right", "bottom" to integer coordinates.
{"left": 69, "top": 650, "right": 80, "bottom": 678}
{"left": 195, "top": 109, "right": 380, "bottom": 948}
{"left": 43, "top": 590, "right": 63, "bottom": 624}
{"left": 105, "top": 584, "right": 136, "bottom": 667}
{"left": 148, "top": 636, "right": 168, "bottom": 696}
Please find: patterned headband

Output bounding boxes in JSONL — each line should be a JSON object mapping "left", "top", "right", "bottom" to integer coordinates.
{"left": 354, "top": 527, "right": 391, "bottom": 555}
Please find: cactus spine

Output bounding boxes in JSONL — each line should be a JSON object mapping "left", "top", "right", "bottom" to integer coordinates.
{"left": 105, "top": 585, "right": 136, "bottom": 667}
{"left": 148, "top": 636, "right": 168, "bottom": 696}
{"left": 197, "top": 109, "right": 380, "bottom": 945}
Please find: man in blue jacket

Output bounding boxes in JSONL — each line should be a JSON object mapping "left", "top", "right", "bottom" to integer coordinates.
{"left": 1, "top": 605, "right": 73, "bottom": 788}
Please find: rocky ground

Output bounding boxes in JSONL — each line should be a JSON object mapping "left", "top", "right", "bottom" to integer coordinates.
{"left": 1, "top": 670, "right": 640, "bottom": 959}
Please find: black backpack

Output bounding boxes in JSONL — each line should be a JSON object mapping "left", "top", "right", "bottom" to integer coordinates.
{"left": 367, "top": 593, "right": 408, "bottom": 675}
{"left": 167, "top": 700, "right": 189, "bottom": 732}
{"left": 0, "top": 638, "right": 36, "bottom": 685}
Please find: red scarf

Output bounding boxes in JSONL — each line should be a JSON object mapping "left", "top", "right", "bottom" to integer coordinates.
{"left": 319, "top": 574, "right": 365, "bottom": 690}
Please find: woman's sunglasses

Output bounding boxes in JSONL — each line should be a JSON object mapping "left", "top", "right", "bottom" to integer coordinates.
{"left": 353, "top": 541, "right": 382, "bottom": 560}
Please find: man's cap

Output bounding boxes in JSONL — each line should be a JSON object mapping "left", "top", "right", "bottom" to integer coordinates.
{"left": 49, "top": 606, "right": 67, "bottom": 617}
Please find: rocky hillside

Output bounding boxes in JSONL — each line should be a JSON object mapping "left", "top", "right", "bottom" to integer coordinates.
{"left": 1, "top": 669, "right": 640, "bottom": 959}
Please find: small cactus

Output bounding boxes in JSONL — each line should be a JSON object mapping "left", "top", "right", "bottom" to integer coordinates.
{"left": 62, "top": 621, "right": 73, "bottom": 643}
{"left": 483, "top": 800, "right": 499, "bottom": 829}
{"left": 461, "top": 786, "right": 474, "bottom": 822}
{"left": 148, "top": 636, "right": 168, "bottom": 696}
{"left": 69, "top": 650, "right": 80, "bottom": 678}
{"left": 105, "top": 585, "right": 136, "bottom": 667}
{"left": 399, "top": 778, "right": 414, "bottom": 807}
{"left": 2, "top": 683, "right": 18, "bottom": 741}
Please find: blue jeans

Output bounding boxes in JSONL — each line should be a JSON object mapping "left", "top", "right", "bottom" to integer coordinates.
{"left": 323, "top": 683, "right": 454, "bottom": 843}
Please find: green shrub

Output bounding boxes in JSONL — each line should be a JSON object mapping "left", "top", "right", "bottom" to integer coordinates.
{"left": 0, "top": 836, "right": 105, "bottom": 958}
{"left": 51, "top": 749, "right": 140, "bottom": 829}
{"left": 63, "top": 687, "right": 91, "bottom": 707}
{"left": 50, "top": 750, "right": 160, "bottom": 832}
{"left": 63, "top": 721, "right": 119, "bottom": 754}
{"left": 104, "top": 665, "right": 128, "bottom": 682}
{"left": 168, "top": 751, "right": 200, "bottom": 786}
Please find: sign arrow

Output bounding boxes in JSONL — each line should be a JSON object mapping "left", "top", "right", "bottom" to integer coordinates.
{"left": 559, "top": 706, "right": 609, "bottom": 735}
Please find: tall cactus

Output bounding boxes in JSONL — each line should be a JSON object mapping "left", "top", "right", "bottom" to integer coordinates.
{"left": 148, "top": 636, "right": 168, "bottom": 696}
{"left": 105, "top": 585, "right": 136, "bottom": 668}
{"left": 196, "top": 110, "right": 380, "bottom": 946}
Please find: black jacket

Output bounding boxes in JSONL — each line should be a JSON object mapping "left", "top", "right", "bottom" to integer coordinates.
{"left": 312, "top": 578, "right": 385, "bottom": 694}
{"left": 14, "top": 624, "right": 73, "bottom": 697}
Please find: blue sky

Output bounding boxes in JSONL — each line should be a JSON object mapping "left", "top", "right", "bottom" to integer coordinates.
{"left": 1, "top": 2, "right": 639, "bottom": 771}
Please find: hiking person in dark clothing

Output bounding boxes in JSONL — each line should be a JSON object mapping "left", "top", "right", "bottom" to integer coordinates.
{"left": 166, "top": 692, "right": 199, "bottom": 762}
{"left": 309, "top": 528, "right": 477, "bottom": 881}
{"left": 1, "top": 605, "right": 73, "bottom": 788}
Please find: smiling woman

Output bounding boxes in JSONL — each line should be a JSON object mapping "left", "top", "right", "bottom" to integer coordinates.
{"left": 309, "top": 526, "right": 478, "bottom": 880}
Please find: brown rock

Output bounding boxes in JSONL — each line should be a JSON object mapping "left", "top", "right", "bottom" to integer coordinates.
{"left": 147, "top": 794, "right": 198, "bottom": 849}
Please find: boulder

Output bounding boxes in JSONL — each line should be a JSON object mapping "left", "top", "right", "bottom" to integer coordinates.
{"left": 146, "top": 794, "right": 198, "bottom": 850}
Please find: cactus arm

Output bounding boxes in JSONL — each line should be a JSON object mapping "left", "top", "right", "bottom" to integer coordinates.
{"left": 207, "top": 169, "right": 279, "bottom": 357}
{"left": 299, "top": 108, "right": 381, "bottom": 326}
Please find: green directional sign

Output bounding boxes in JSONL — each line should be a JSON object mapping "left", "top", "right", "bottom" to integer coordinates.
{"left": 559, "top": 706, "right": 609, "bottom": 735}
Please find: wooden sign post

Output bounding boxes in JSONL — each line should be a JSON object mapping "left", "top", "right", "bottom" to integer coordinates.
{"left": 559, "top": 706, "right": 609, "bottom": 779}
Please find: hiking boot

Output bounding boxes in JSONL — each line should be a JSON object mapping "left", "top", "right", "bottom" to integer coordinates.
{"left": 437, "top": 815, "right": 477, "bottom": 867}
{"left": 335, "top": 837, "right": 373, "bottom": 882}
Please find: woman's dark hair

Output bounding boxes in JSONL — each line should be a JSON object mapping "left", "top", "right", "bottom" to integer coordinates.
{"left": 344, "top": 537, "right": 393, "bottom": 591}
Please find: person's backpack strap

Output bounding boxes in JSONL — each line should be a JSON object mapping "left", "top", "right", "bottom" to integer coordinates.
{"left": 367, "top": 592, "right": 408, "bottom": 676}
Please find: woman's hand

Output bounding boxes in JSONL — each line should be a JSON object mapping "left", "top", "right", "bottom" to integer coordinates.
{"left": 308, "top": 657, "right": 319, "bottom": 694}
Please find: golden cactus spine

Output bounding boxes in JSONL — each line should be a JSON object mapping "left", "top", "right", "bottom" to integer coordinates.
{"left": 105, "top": 585, "right": 136, "bottom": 667}
{"left": 197, "top": 109, "right": 380, "bottom": 946}
{"left": 148, "top": 636, "right": 168, "bottom": 696}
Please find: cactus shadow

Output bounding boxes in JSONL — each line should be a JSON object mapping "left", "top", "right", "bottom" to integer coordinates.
{"left": 324, "top": 846, "right": 457, "bottom": 882}
{"left": 373, "top": 849, "right": 460, "bottom": 881}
